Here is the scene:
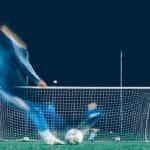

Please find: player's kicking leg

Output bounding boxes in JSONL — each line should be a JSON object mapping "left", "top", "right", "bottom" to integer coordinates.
{"left": 0, "top": 89, "right": 64, "bottom": 145}
{"left": 27, "top": 101, "right": 64, "bottom": 145}
{"left": 39, "top": 103, "right": 67, "bottom": 130}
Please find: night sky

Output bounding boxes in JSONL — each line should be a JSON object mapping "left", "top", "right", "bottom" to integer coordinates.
{"left": 1, "top": 1, "right": 150, "bottom": 86}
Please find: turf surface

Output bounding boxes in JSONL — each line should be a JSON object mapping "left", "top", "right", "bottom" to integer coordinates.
{"left": 0, "top": 141, "right": 150, "bottom": 150}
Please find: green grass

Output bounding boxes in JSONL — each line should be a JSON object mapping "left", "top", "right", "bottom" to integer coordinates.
{"left": 0, "top": 141, "right": 150, "bottom": 150}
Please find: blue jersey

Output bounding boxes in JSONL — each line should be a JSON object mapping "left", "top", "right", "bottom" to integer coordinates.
{"left": 0, "top": 32, "right": 49, "bottom": 133}
{"left": 0, "top": 32, "right": 40, "bottom": 91}
{"left": 85, "top": 108, "right": 105, "bottom": 127}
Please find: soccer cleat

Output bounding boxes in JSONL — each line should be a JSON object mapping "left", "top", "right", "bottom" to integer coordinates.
{"left": 44, "top": 137, "right": 65, "bottom": 145}
{"left": 39, "top": 130, "right": 64, "bottom": 145}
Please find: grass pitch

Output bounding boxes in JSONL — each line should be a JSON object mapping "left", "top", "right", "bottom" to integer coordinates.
{"left": 0, "top": 141, "right": 150, "bottom": 150}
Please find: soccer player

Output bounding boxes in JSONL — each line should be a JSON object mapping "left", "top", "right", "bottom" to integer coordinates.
{"left": 0, "top": 24, "right": 64, "bottom": 145}
{"left": 85, "top": 102, "right": 105, "bottom": 141}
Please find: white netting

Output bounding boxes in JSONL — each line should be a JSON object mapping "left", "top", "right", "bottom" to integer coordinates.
{"left": 0, "top": 87, "right": 150, "bottom": 141}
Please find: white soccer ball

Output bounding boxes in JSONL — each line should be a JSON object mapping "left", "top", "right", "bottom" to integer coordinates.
{"left": 65, "top": 129, "right": 84, "bottom": 144}
{"left": 114, "top": 136, "right": 121, "bottom": 142}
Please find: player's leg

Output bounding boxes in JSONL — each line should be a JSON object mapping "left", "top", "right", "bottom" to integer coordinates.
{"left": 0, "top": 89, "right": 64, "bottom": 144}
{"left": 42, "top": 103, "right": 67, "bottom": 130}
{"left": 21, "top": 101, "right": 64, "bottom": 145}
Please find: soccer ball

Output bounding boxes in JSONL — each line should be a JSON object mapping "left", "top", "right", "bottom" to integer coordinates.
{"left": 65, "top": 129, "right": 84, "bottom": 144}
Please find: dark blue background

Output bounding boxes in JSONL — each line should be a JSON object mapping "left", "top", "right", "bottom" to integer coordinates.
{"left": 1, "top": 1, "right": 150, "bottom": 86}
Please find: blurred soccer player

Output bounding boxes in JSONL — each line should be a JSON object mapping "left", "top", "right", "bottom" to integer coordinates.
{"left": 78, "top": 102, "right": 105, "bottom": 141}
{"left": 86, "top": 102, "right": 105, "bottom": 141}
{"left": 0, "top": 25, "right": 64, "bottom": 144}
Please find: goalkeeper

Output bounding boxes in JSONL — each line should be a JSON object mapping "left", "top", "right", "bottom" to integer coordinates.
{"left": 81, "top": 102, "right": 105, "bottom": 141}
{"left": 0, "top": 24, "right": 64, "bottom": 145}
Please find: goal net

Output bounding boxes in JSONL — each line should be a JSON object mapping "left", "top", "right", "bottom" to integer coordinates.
{"left": 0, "top": 87, "right": 150, "bottom": 141}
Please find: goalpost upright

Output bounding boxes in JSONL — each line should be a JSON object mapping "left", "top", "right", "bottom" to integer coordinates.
{"left": 120, "top": 50, "right": 150, "bottom": 142}
{"left": 120, "top": 50, "right": 123, "bottom": 136}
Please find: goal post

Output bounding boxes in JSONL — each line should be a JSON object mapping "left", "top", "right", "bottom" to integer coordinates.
{"left": 0, "top": 86, "right": 150, "bottom": 141}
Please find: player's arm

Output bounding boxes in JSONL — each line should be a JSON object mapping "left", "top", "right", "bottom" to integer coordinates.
{"left": 0, "top": 25, "right": 47, "bottom": 87}
{"left": 0, "top": 25, "right": 27, "bottom": 49}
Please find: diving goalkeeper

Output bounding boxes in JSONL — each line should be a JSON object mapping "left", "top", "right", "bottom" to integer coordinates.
{"left": 0, "top": 24, "right": 64, "bottom": 145}
{"left": 86, "top": 102, "right": 105, "bottom": 141}
{"left": 78, "top": 102, "right": 105, "bottom": 141}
